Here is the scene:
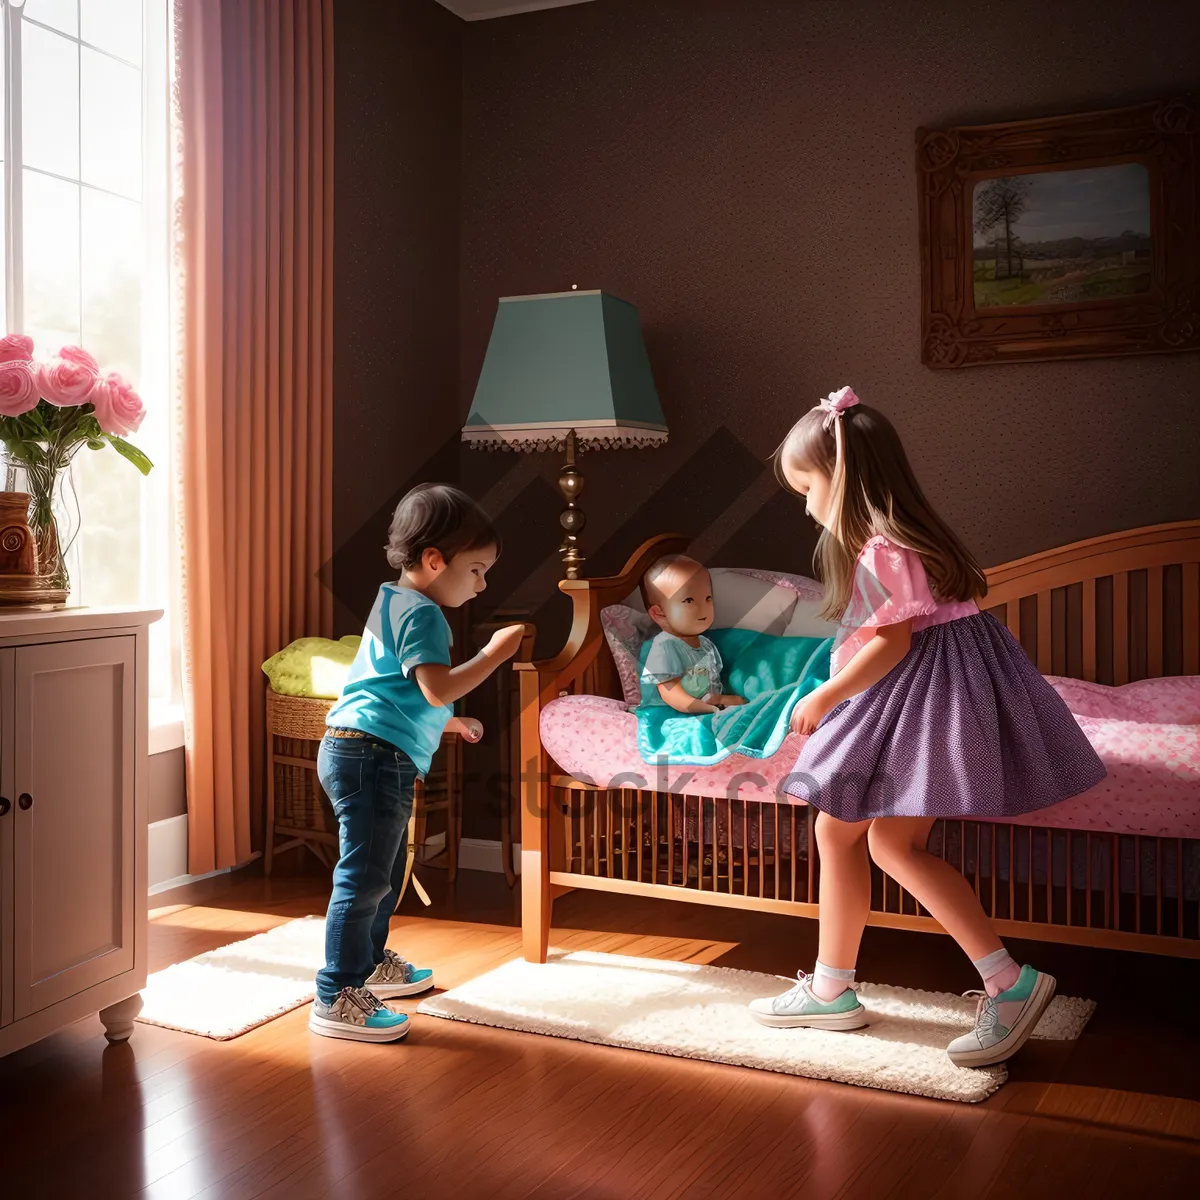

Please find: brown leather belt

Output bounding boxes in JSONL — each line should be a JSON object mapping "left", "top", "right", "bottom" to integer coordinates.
{"left": 326, "top": 727, "right": 366, "bottom": 739}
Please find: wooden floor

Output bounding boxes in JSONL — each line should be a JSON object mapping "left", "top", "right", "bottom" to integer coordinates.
{"left": 2, "top": 861, "right": 1199, "bottom": 1200}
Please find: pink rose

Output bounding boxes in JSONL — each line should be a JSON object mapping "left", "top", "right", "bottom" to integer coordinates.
{"left": 59, "top": 345, "right": 100, "bottom": 371}
{"left": 0, "top": 334, "right": 35, "bottom": 364}
{"left": 0, "top": 360, "right": 39, "bottom": 417}
{"left": 88, "top": 371, "right": 145, "bottom": 436}
{"left": 37, "top": 347, "right": 101, "bottom": 407}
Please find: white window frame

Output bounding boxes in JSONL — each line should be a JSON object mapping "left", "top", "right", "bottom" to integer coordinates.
{"left": 1, "top": 0, "right": 180, "bottom": 728}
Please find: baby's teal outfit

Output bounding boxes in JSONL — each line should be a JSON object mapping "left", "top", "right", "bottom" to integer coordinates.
{"left": 325, "top": 584, "right": 453, "bottom": 775}
{"left": 640, "top": 631, "right": 723, "bottom": 706}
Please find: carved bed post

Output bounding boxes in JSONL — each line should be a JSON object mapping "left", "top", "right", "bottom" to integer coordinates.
{"left": 516, "top": 662, "right": 552, "bottom": 962}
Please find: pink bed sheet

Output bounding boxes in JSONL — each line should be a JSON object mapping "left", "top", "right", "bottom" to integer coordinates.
{"left": 539, "top": 676, "right": 1200, "bottom": 839}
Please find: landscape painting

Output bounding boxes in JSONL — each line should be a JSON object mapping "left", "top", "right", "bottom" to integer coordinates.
{"left": 971, "top": 163, "right": 1152, "bottom": 308}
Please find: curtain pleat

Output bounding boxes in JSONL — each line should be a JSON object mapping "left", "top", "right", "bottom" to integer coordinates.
{"left": 175, "top": 0, "right": 334, "bottom": 873}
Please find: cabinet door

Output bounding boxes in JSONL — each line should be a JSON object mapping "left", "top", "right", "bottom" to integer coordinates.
{"left": 12, "top": 637, "right": 136, "bottom": 1021}
{"left": 0, "top": 648, "right": 13, "bottom": 1029}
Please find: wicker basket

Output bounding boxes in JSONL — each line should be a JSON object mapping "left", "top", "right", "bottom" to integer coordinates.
{"left": 266, "top": 691, "right": 337, "bottom": 850}
{"left": 266, "top": 690, "right": 334, "bottom": 741}
{"left": 263, "top": 687, "right": 462, "bottom": 892}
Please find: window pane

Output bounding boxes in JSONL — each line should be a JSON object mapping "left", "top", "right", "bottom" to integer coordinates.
{"left": 82, "top": 188, "right": 142, "bottom": 382}
{"left": 73, "top": 432, "right": 144, "bottom": 609}
{"left": 81, "top": 0, "right": 142, "bottom": 65}
{"left": 81, "top": 48, "right": 141, "bottom": 198}
{"left": 23, "top": 0, "right": 78, "bottom": 38}
{"left": 23, "top": 170, "right": 81, "bottom": 349}
{"left": 22, "top": 22, "right": 80, "bottom": 179}
{"left": 0, "top": 18, "right": 5, "bottom": 337}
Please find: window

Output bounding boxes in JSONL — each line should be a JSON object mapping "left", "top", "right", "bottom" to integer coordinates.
{"left": 2, "top": 0, "right": 178, "bottom": 708}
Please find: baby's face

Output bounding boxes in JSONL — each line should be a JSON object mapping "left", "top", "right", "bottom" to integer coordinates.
{"left": 649, "top": 567, "right": 715, "bottom": 637}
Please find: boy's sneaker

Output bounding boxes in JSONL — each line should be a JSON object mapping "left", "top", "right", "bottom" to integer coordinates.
{"left": 365, "top": 948, "right": 435, "bottom": 999}
{"left": 946, "top": 965, "right": 1056, "bottom": 1068}
{"left": 309, "top": 986, "right": 410, "bottom": 1042}
{"left": 748, "top": 971, "right": 868, "bottom": 1030}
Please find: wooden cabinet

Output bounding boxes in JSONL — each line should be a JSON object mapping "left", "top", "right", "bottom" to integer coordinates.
{"left": 0, "top": 608, "right": 158, "bottom": 1057}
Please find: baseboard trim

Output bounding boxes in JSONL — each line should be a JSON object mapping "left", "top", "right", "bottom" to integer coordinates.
{"left": 459, "top": 837, "right": 522, "bottom": 875}
{"left": 148, "top": 814, "right": 188, "bottom": 889}
{"left": 148, "top": 814, "right": 262, "bottom": 895}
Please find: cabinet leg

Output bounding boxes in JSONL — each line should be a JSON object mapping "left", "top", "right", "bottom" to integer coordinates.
{"left": 99, "top": 992, "right": 144, "bottom": 1043}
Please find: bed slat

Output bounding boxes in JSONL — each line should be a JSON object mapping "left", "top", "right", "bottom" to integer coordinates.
{"left": 1113, "top": 571, "right": 1129, "bottom": 685}
{"left": 1037, "top": 591, "right": 1052, "bottom": 674}
{"left": 1082, "top": 579, "right": 1097, "bottom": 682}
{"left": 1184, "top": 562, "right": 1199, "bottom": 675}
{"left": 1147, "top": 566, "right": 1163, "bottom": 678}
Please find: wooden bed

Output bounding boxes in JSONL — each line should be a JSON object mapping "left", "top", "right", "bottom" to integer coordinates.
{"left": 514, "top": 521, "right": 1200, "bottom": 962}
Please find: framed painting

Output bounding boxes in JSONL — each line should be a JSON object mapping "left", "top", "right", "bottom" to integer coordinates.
{"left": 917, "top": 98, "right": 1198, "bottom": 367}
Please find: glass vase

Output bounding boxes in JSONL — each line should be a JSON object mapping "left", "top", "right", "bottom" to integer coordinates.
{"left": 1, "top": 450, "right": 81, "bottom": 603}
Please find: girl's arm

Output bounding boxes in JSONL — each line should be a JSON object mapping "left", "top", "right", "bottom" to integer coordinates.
{"left": 413, "top": 624, "right": 525, "bottom": 708}
{"left": 790, "top": 620, "right": 913, "bottom": 733}
{"left": 822, "top": 620, "right": 914, "bottom": 706}
{"left": 658, "top": 679, "right": 720, "bottom": 714}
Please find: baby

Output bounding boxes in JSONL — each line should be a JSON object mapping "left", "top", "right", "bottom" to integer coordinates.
{"left": 639, "top": 554, "right": 747, "bottom": 713}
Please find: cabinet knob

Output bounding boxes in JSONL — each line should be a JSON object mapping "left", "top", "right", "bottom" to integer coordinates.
{"left": 17, "top": 792, "right": 32, "bottom": 810}
{"left": 0, "top": 796, "right": 9, "bottom": 816}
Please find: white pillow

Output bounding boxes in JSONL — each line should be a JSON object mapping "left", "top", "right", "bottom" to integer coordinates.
{"left": 782, "top": 601, "right": 840, "bottom": 639}
{"left": 623, "top": 567, "right": 798, "bottom": 636}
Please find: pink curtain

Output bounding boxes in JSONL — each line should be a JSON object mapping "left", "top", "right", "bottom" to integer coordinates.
{"left": 174, "top": 0, "right": 334, "bottom": 873}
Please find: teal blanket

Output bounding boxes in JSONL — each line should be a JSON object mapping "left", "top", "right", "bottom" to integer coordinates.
{"left": 635, "top": 628, "right": 832, "bottom": 766}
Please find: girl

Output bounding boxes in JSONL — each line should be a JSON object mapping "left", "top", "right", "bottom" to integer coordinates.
{"left": 749, "top": 387, "right": 1105, "bottom": 1067}
{"left": 310, "top": 483, "right": 526, "bottom": 1043}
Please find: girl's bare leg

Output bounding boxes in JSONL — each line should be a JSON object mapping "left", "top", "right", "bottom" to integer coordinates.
{"left": 814, "top": 811, "right": 873, "bottom": 982}
{"left": 866, "top": 817, "right": 1004, "bottom": 962}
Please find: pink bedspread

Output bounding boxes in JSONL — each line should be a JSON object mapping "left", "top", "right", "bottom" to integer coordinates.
{"left": 539, "top": 676, "right": 1200, "bottom": 839}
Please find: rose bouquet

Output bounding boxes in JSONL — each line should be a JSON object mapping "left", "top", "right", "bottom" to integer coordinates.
{"left": 0, "top": 334, "right": 153, "bottom": 595}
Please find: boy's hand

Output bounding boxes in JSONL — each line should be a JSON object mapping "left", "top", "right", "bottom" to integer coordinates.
{"left": 483, "top": 624, "right": 526, "bottom": 662}
{"left": 447, "top": 716, "right": 483, "bottom": 743}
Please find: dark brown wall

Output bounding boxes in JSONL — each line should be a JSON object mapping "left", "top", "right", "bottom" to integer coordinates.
{"left": 332, "top": 0, "right": 464, "bottom": 635}
{"left": 459, "top": 0, "right": 1200, "bottom": 627}
{"left": 334, "top": 0, "right": 1199, "bottom": 843}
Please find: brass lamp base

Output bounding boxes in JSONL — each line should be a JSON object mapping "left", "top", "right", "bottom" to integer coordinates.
{"left": 558, "top": 429, "right": 585, "bottom": 579}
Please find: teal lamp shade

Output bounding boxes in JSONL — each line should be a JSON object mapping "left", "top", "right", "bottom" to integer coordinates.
{"left": 462, "top": 291, "right": 668, "bottom": 451}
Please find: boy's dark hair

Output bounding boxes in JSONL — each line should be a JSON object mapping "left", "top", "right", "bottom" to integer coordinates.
{"left": 385, "top": 484, "right": 501, "bottom": 572}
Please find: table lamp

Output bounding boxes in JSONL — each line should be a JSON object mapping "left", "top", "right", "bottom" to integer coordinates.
{"left": 462, "top": 290, "right": 668, "bottom": 579}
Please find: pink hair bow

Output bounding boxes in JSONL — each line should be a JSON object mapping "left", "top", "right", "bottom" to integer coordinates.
{"left": 817, "top": 386, "right": 860, "bottom": 432}
{"left": 815, "top": 385, "right": 860, "bottom": 471}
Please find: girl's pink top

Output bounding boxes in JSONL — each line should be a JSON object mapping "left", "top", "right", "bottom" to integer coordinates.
{"left": 830, "top": 534, "right": 979, "bottom": 676}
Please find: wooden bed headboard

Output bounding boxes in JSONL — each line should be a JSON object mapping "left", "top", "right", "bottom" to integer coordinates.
{"left": 527, "top": 520, "right": 1200, "bottom": 704}
{"left": 982, "top": 520, "right": 1200, "bottom": 684}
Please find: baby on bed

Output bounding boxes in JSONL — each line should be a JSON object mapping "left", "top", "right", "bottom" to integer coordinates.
{"left": 639, "top": 554, "right": 747, "bottom": 714}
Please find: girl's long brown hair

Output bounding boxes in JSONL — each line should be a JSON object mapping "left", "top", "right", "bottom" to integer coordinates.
{"left": 773, "top": 401, "right": 987, "bottom": 622}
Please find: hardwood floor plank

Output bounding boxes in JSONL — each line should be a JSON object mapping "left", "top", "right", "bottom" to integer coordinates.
{"left": 2, "top": 865, "right": 1198, "bottom": 1200}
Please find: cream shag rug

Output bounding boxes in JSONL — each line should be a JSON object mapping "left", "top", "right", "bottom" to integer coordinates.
{"left": 138, "top": 915, "right": 328, "bottom": 1040}
{"left": 418, "top": 949, "right": 1096, "bottom": 1104}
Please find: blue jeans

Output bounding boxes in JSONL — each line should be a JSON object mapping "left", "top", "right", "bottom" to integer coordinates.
{"left": 315, "top": 733, "right": 417, "bottom": 1005}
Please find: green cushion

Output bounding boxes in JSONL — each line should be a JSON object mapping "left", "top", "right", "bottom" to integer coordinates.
{"left": 261, "top": 635, "right": 361, "bottom": 698}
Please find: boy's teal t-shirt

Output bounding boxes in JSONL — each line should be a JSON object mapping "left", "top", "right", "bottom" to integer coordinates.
{"left": 325, "top": 584, "right": 453, "bottom": 775}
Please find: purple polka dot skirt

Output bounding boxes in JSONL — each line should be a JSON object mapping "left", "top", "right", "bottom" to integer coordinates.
{"left": 782, "top": 612, "right": 1107, "bottom": 822}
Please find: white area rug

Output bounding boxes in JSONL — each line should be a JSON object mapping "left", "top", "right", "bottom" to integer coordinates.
{"left": 418, "top": 950, "right": 1096, "bottom": 1103}
{"left": 138, "top": 916, "right": 327, "bottom": 1040}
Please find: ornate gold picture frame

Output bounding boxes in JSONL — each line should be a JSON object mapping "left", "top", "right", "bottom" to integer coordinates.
{"left": 918, "top": 98, "right": 1198, "bottom": 367}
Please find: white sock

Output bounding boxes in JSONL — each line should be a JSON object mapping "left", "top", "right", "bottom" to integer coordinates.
{"left": 973, "top": 947, "right": 1019, "bottom": 996}
{"left": 811, "top": 960, "right": 855, "bottom": 1001}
